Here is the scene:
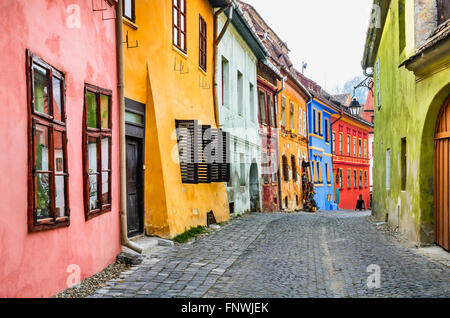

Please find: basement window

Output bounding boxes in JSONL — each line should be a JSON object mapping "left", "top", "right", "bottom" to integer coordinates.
{"left": 27, "top": 50, "right": 69, "bottom": 232}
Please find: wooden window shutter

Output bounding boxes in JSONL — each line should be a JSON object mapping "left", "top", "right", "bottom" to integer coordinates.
{"left": 176, "top": 120, "right": 199, "bottom": 184}
{"left": 282, "top": 155, "right": 289, "bottom": 181}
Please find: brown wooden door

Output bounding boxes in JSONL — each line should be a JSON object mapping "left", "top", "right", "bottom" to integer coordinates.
{"left": 126, "top": 137, "right": 144, "bottom": 237}
{"left": 434, "top": 95, "right": 450, "bottom": 251}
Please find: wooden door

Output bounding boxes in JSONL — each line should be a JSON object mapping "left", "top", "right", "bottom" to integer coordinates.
{"left": 434, "top": 95, "right": 450, "bottom": 251}
{"left": 126, "top": 137, "right": 144, "bottom": 237}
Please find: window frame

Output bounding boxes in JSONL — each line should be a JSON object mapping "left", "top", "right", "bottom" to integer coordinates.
{"left": 27, "top": 50, "right": 70, "bottom": 233}
{"left": 324, "top": 118, "right": 329, "bottom": 143}
{"left": 122, "top": 0, "right": 136, "bottom": 23}
{"left": 83, "top": 84, "right": 113, "bottom": 221}
{"left": 199, "top": 15, "right": 207, "bottom": 71}
{"left": 173, "top": 0, "right": 187, "bottom": 53}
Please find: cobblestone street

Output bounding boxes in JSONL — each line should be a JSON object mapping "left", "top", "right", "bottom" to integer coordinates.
{"left": 89, "top": 211, "right": 450, "bottom": 298}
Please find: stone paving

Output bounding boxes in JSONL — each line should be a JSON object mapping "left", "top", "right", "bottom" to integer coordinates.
{"left": 89, "top": 211, "right": 450, "bottom": 298}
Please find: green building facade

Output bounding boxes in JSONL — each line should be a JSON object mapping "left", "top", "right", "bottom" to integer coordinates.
{"left": 362, "top": 0, "right": 450, "bottom": 247}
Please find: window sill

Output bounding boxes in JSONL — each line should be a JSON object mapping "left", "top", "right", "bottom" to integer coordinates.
{"left": 28, "top": 218, "right": 70, "bottom": 233}
{"left": 198, "top": 66, "right": 208, "bottom": 75}
{"left": 172, "top": 45, "right": 188, "bottom": 59}
{"left": 85, "top": 205, "right": 112, "bottom": 221}
{"left": 122, "top": 17, "right": 138, "bottom": 30}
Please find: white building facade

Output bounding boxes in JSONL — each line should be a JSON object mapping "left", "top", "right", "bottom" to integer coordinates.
{"left": 215, "top": 6, "right": 267, "bottom": 214}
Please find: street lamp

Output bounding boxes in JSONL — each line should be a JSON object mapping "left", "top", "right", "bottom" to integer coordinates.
{"left": 349, "top": 97, "right": 361, "bottom": 116}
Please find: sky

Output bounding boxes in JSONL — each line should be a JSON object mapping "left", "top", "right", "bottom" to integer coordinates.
{"left": 241, "top": 0, "right": 373, "bottom": 94}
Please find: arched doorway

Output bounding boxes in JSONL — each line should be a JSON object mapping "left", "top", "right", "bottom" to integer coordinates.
{"left": 434, "top": 95, "right": 450, "bottom": 251}
{"left": 249, "top": 162, "right": 259, "bottom": 212}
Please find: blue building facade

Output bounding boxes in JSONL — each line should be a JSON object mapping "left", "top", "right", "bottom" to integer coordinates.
{"left": 307, "top": 98, "right": 338, "bottom": 210}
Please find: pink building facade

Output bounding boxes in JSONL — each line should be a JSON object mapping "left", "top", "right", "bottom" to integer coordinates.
{"left": 0, "top": 0, "right": 121, "bottom": 297}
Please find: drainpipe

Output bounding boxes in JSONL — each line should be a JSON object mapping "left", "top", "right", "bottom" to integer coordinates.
{"left": 213, "top": 4, "right": 233, "bottom": 127}
{"left": 116, "top": 0, "right": 142, "bottom": 254}
{"left": 274, "top": 77, "right": 285, "bottom": 210}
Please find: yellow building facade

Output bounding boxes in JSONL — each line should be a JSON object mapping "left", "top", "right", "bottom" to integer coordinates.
{"left": 122, "top": 0, "right": 230, "bottom": 238}
{"left": 277, "top": 75, "right": 310, "bottom": 211}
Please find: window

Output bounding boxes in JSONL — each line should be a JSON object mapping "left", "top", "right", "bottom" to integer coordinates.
{"left": 325, "top": 118, "right": 329, "bottom": 143}
{"left": 83, "top": 85, "right": 112, "bottom": 220}
{"left": 298, "top": 109, "right": 302, "bottom": 135}
{"left": 313, "top": 109, "right": 317, "bottom": 134}
{"left": 290, "top": 102, "right": 294, "bottom": 131}
{"left": 237, "top": 71, "right": 243, "bottom": 116}
{"left": 258, "top": 90, "right": 267, "bottom": 125}
{"left": 353, "top": 170, "right": 357, "bottom": 188}
{"left": 268, "top": 94, "right": 275, "bottom": 127}
{"left": 339, "top": 169, "right": 343, "bottom": 189}
{"left": 386, "top": 148, "right": 391, "bottom": 189}
{"left": 364, "top": 140, "right": 367, "bottom": 158}
{"left": 347, "top": 169, "right": 351, "bottom": 188}
{"left": 27, "top": 51, "right": 69, "bottom": 232}
{"left": 359, "top": 170, "right": 362, "bottom": 188}
{"left": 199, "top": 16, "right": 207, "bottom": 71}
{"left": 376, "top": 58, "right": 381, "bottom": 110}
{"left": 347, "top": 135, "right": 351, "bottom": 155}
{"left": 316, "top": 161, "right": 322, "bottom": 184}
{"left": 312, "top": 161, "right": 316, "bottom": 183}
{"left": 123, "top": 0, "right": 135, "bottom": 22}
{"left": 325, "top": 163, "right": 330, "bottom": 184}
{"left": 365, "top": 171, "right": 368, "bottom": 188}
{"left": 173, "top": 0, "right": 187, "bottom": 52}
{"left": 353, "top": 137, "right": 356, "bottom": 157}
{"left": 263, "top": 153, "right": 270, "bottom": 185}
{"left": 358, "top": 139, "right": 362, "bottom": 157}
{"left": 398, "top": 0, "right": 406, "bottom": 53}
{"left": 281, "top": 96, "right": 287, "bottom": 127}
{"left": 339, "top": 134, "right": 343, "bottom": 155}
{"left": 303, "top": 111, "right": 307, "bottom": 136}
{"left": 401, "top": 138, "right": 406, "bottom": 190}
{"left": 222, "top": 57, "right": 229, "bottom": 106}
{"left": 318, "top": 111, "right": 322, "bottom": 136}
{"left": 271, "top": 152, "right": 278, "bottom": 183}
{"left": 282, "top": 155, "right": 289, "bottom": 182}
{"left": 249, "top": 83, "right": 255, "bottom": 120}
{"left": 291, "top": 155, "right": 297, "bottom": 181}
{"left": 332, "top": 133, "right": 336, "bottom": 154}
{"left": 240, "top": 154, "right": 246, "bottom": 186}
{"left": 437, "top": 0, "right": 450, "bottom": 26}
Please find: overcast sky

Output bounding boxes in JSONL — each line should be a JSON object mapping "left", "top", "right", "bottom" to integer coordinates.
{"left": 242, "top": 0, "right": 373, "bottom": 93}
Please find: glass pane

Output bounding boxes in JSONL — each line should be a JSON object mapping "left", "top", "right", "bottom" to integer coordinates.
{"left": 181, "top": 15, "right": 185, "bottom": 31}
{"left": 54, "top": 130, "right": 64, "bottom": 173}
{"left": 124, "top": 0, "right": 132, "bottom": 18}
{"left": 86, "top": 91, "right": 98, "bottom": 128}
{"left": 174, "top": 28, "right": 178, "bottom": 45}
{"left": 89, "top": 174, "right": 99, "bottom": 211}
{"left": 88, "top": 137, "right": 98, "bottom": 173}
{"left": 102, "top": 172, "right": 110, "bottom": 205}
{"left": 258, "top": 91, "right": 266, "bottom": 123}
{"left": 52, "top": 77, "right": 63, "bottom": 122}
{"left": 125, "top": 111, "right": 143, "bottom": 125}
{"left": 33, "top": 64, "right": 50, "bottom": 115}
{"left": 174, "top": 10, "right": 178, "bottom": 27}
{"left": 180, "top": 0, "right": 184, "bottom": 12}
{"left": 55, "top": 175, "right": 65, "bottom": 218}
{"left": 101, "top": 137, "right": 110, "bottom": 170}
{"left": 180, "top": 32, "right": 185, "bottom": 49}
{"left": 36, "top": 173, "right": 50, "bottom": 220}
{"left": 100, "top": 94, "right": 110, "bottom": 129}
{"left": 35, "top": 125, "right": 49, "bottom": 171}
{"left": 268, "top": 95, "right": 274, "bottom": 126}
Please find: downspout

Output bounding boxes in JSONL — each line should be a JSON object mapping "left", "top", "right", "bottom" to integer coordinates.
{"left": 213, "top": 4, "right": 233, "bottom": 127}
{"left": 274, "top": 76, "right": 285, "bottom": 210}
{"left": 116, "top": 0, "right": 142, "bottom": 253}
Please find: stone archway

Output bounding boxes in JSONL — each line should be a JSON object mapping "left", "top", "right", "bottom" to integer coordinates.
{"left": 249, "top": 162, "right": 259, "bottom": 212}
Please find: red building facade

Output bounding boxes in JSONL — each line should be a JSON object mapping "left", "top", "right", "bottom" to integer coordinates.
{"left": 331, "top": 112, "right": 373, "bottom": 210}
